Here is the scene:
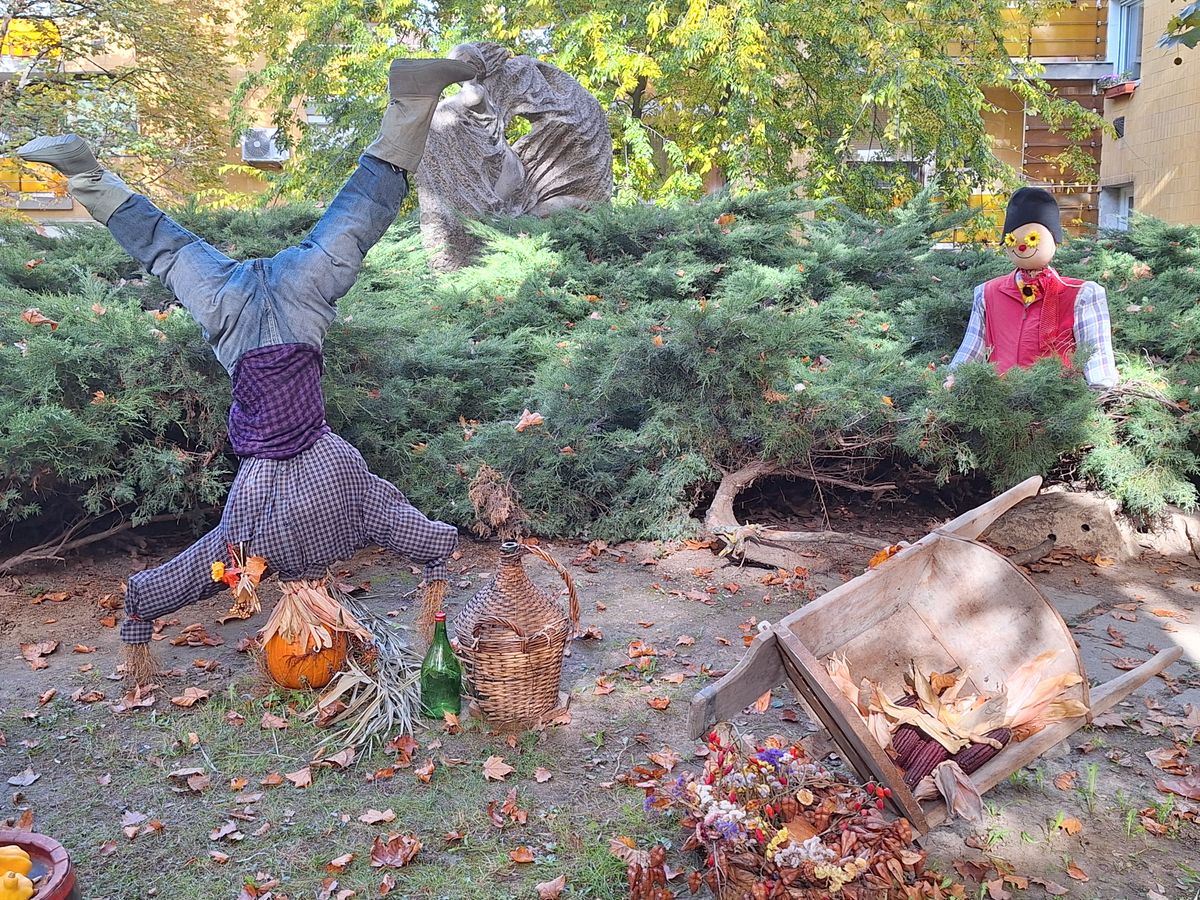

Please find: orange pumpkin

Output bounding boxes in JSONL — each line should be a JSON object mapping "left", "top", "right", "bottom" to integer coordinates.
{"left": 263, "top": 626, "right": 348, "bottom": 690}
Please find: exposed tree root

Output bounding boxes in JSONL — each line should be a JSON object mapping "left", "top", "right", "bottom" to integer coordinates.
{"left": 704, "top": 461, "right": 890, "bottom": 572}
{"left": 0, "top": 511, "right": 214, "bottom": 575}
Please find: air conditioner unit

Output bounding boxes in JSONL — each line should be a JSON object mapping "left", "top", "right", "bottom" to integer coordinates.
{"left": 241, "top": 127, "right": 289, "bottom": 170}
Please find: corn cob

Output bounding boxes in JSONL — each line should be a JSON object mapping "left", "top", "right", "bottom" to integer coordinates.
{"left": 901, "top": 737, "right": 950, "bottom": 789}
{"left": 889, "top": 695, "right": 923, "bottom": 768}
{"left": 950, "top": 727, "right": 1012, "bottom": 775}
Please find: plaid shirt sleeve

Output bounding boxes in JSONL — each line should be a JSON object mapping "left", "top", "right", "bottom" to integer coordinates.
{"left": 948, "top": 284, "right": 987, "bottom": 369}
{"left": 1075, "top": 282, "right": 1119, "bottom": 389}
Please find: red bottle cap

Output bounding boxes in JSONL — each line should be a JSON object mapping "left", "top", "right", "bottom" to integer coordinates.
{"left": 435, "top": 611, "right": 447, "bottom": 621}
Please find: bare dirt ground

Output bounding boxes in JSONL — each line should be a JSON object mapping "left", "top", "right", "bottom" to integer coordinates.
{"left": 1, "top": 502, "right": 1197, "bottom": 899}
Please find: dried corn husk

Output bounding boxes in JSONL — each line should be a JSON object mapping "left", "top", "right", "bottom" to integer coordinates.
{"left": 871, "top": 683, "right": 1005, "bottom": 753}
{"left": 1002, "top": 650, "right": 1088, "bottom": 730}
{"left": 260, "top": 580, "right": 372, "bottom": 650}
{"left": 912, "top": 761, "right": 984, "bottom": 823}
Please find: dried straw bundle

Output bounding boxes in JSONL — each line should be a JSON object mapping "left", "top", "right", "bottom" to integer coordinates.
{"left": 303, "top": 590, "right": 424, "bottom": 752}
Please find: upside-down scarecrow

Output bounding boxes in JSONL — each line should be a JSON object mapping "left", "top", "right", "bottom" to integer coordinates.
{"left": 17, "top": 56, "right": 479, "bottom": 682}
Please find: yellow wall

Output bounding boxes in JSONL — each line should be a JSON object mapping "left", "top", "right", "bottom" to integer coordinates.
{"left": 1099, "top": 0, "right": 1200, "bottom": 224}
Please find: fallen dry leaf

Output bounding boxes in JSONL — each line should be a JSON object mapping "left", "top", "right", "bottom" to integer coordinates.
{"left": 360, "top": 809, "right": 396, "bottom": 825}
{"left": 209, "top": 820, "right": 240, "bottom": 842}
{"left": 110, "top": 688, "right": 156, "bottom": 713}
{"left": 21, "top": 308, "right": 58, "bottom": 330}
{"left": 648, "top": 748, "right": 681, "bottom": 772}
{"left": 285, "top": 767, "right": 313, "bottom": 788}
{"left": 1110, "top": 656, "right": 1147, "bottom": 670}
{"left": 675, "top": 635, "right": 695, "bottom": 647}
{"left": 171, "top": 687, "right": 211, "bottom": 708}
{"left": 647, "top": 696, "right": 671, "bottom": 710}
{"left": 260, "top": 711, "right": 288, "bottom": 730}
{"left": 209, "top": 850, "right": 229, "bottom": 864}
{"left": 326, "top": 852, "right": 355, "bottom": 873}
{"left": 594, "top": 676, "right": 615, "bottom": 696}
{"left": 7, "top": 769, "right": 39, "bottom": 787}
{"left": 20, "top": 640, "right": 58, "bottom": 670}
{"left": 535, "top": 874, "right": 567, "bottom": 899}
{"left": 1054, "top": 771, "right": 1077, "bottom": 791}
{"left": 660, "top": 673, "right": 685, "bottom": 685}
{"left": 73, "top": 644, "right": 97, "bottom": 653}
{"left": 415, "top": 758, "right": 435, "bottom": 784}
{"left": 608, "top": 836, "right": 650, "bottom": 867}
{"left": 751, "top": 690, "right": 772, "bottom": 714}
{"left": 319, "top": 747, "right": 356, "bottom": 770}
{"left": 1066, "top": 861, "right": 1089, "bottom": 882}
{"left": 260, "top": 772, "right": 284, "bottom": 787}
{"left": 38, "top": 689, "right": 57, "bottom": 705}
{"left": 515, "top": 409, "right": 545, "bottom": 432}
{"left": 985, "top": 879, "right": 1011, "bottom": 900}
{"left": 370, "top": 833, "right": 422, "bottom": 868}
{"left": 534, "top": 767, "right": 553, "bottom": 783}
{"left": 1060, "top": 817, "right": 1083, "bottom": 835}
{"left": 483, "top": 755, "right": 515, "bottom": 781}
{"left": 1155, "top": 772, "right": 1200, "bottom": 801}
{"left": 1031, "top": 878, "right": 1069, "bottom": 896}
{"left": 509, "top": 846, "right": 536, "bottom": 864}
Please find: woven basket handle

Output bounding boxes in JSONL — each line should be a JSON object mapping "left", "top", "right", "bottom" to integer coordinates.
{"left": 522, "top": 543, "right": 581, "bottom": 637}
{"left": 471, "top": 614, "right": 526, "bottom": 640}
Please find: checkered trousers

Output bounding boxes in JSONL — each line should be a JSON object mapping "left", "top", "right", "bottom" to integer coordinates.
{"left": 121, "top": 432, "right": 458, "bottom": 643}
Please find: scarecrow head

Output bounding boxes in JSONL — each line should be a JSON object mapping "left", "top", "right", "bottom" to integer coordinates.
{"left": 1002, "top": 186, "right": 1061, "bottom": 271}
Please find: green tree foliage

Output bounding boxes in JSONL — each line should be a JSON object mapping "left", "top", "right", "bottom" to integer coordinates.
{"left": 2, "top": 197, "right": 1197, "bottom": 552}
{"left": 1160, "top": 0, "right": 1200, "bottom": 52}
{"left": 0, "top": 1, "right": 231, "bottom": 195}
{"left": 232, "top": 0, "right": 1102, "bottom": 211}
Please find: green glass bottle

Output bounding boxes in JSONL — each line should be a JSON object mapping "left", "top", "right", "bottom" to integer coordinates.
{"left": 420, "top": 611, "right": 462, "bottom": 718}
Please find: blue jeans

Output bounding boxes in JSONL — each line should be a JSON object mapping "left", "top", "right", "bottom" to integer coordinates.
{"left": 105, "top": 154, "right": 408, "bottom": 372}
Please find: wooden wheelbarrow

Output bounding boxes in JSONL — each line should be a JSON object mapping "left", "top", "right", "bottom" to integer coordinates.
{"left": 689, "top": 476, "right": 1184, "bottom": 833}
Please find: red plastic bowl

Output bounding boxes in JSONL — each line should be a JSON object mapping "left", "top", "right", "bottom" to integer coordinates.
{"left": 0, "top": 831, "right": 78, "bottom": 900}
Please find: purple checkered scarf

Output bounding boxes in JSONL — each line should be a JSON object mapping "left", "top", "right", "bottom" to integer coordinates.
{"left": 228, "top": 343, "right": 330, "bottom": 459}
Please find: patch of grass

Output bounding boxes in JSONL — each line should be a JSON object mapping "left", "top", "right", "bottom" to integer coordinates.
{"left": 5, "top": 680, "right": 663, "bottom": 899}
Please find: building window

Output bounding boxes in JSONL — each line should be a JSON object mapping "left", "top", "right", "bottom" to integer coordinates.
{"left": 1108, "top": 0, "right": 1144, "bottom": 81}
{"left": 1118, "top": 185, "right": 1134, "bottom": 230}
{"left": 1100, "top": 184, "right": 1135, "bottom": 230}
{"left": 1113, "top": 116, "right": 1125, "bottom": 138}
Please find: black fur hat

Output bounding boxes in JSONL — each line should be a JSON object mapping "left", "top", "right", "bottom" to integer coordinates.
{"left": 1003, "top": 187, "right": 1063, "bottom": 244}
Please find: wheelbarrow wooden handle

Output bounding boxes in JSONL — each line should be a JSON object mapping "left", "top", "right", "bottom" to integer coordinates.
{"left": 937, "top": 475, "right": 1042, "bottom": 540}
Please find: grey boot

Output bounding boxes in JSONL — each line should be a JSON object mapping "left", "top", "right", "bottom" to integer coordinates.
{"left": 364, "top": 58, "right": 480, "bottom": 173}
{"left": 67, "top": 171, "right": 135, "bottom": 225}
{"left": 17, "top": 135, "right": 133, "bottom": 224}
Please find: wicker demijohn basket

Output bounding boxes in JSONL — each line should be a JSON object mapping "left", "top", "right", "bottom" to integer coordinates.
{"left": 452, "top": 542, "right": 579, "bottom": 730}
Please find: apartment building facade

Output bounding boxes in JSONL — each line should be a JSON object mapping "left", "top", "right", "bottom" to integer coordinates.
{"left": 1098, "top": 0, "right": 1200, "bottom": 227}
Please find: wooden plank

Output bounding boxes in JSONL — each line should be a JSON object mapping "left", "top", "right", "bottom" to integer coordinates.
{"left": 775, "top": 628, "right": 930, "bottom": 832}
{"left": 1087, "top": 646, "right": 1184, "bottom": 717}
{"left": 922, "top": 647, "right": 1182, "bottom": 828}
{"left": 688, "top": 631, "right": 786, "bottom": 739}
{"left": 939, "top": 475, "right": 1041, "bottom": 540}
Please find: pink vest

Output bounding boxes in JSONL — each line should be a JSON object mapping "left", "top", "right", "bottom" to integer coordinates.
{"left": 982, "top": 268, "right": 1082, "bottom": 375}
